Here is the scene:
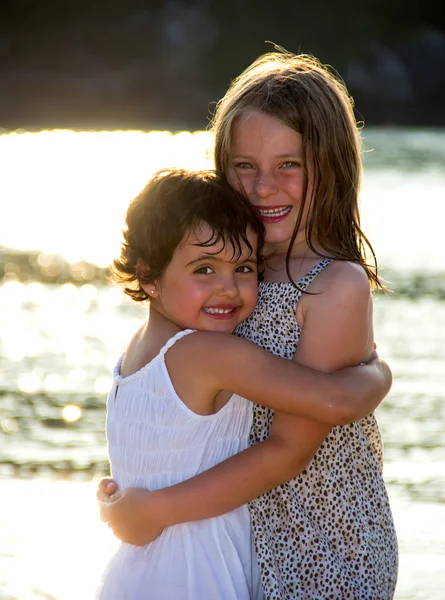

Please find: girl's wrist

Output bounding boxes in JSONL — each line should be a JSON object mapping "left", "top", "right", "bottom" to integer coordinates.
{"left": 150, "top": 488, "right": 176, "bottom": 528}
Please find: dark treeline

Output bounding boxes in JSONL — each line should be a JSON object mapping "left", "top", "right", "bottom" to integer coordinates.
{"left": 1, "top": 0, "right": 445, "bottom": 130}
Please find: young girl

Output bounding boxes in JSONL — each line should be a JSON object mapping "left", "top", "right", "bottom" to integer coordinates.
{"left": 95, "top": 168, "right": 390, "bottom": 599}
{"left": 99, "top": 51, "right": 398, "bottom": 599}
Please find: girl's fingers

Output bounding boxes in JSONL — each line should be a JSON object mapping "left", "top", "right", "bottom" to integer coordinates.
{"left": 97, "top": 477, "right": 118, "bottom": 493}
{"left": 99, "top": 505, "right": 109, "bottom": 522}
{"left": 96, "top": 490, "right": 109, "bottom": 503}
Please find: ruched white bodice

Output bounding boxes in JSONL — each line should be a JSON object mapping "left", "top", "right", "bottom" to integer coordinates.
{"left": 95, "top": 329, "right": 263, "bottom": 600}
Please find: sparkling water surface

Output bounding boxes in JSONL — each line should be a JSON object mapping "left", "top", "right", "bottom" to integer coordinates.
{"left": 0, "top": 128, "right": 444, "bottom": 599}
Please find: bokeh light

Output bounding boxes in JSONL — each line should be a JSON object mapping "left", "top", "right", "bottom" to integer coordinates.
{"left": 62, "top": 404, "right": 82, "bottom": 422}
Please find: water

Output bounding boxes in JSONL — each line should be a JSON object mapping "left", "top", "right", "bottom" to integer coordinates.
{"left": 0, "top": 128, "right": 444, "bottom": 599}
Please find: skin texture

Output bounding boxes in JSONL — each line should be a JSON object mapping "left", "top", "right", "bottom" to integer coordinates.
{"left": 98, "top": 113, "right": 391, "bottom": 546}
{"left": 145, "top": 224, "right": 259, "bottom": 336}
{"left": 228, "top": 109, "right": 313, "bottom": 252}
{"left": 118, "top": 224, "right": 259, "bottom": 401}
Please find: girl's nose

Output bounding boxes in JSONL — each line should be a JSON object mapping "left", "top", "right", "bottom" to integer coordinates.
{"left": 217, "top": 274, "right": 239, "bottom": 298}
{"left": 254, "top": 172, "right": 277, "bottom": 198}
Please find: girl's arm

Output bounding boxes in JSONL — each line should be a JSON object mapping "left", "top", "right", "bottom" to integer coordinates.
{"left": 171, "top": 332, "right": 389, "bottom": 424}
{"left": 99, "top": 417, "right": 329, "bottom": 545}
{"left": 164, "top": 269, "right": 390, "bottom": 424}
{"left": 100, "top": 263, "right": 390, "bottom": 543}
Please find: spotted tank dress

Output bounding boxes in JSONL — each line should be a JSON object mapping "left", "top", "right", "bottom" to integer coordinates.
{"left": 235, "top": 259, "right": 398, "bottom": 600}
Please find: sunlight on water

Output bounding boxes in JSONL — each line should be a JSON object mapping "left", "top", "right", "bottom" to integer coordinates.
{"left": 1, "top": 128, "right": 444, "bottom": 270}
{"left": 361, "top": 171, "right": 445, "bottom": 271}
{"left": 0, "top": 130, "right": 214, "bottom": 266}
{"left": 1, "top": 128, "right": 444, "bottom": 600}
{"left": 0, "top": 479, "right": 119, "bottom": 600}
{"left": 62, "top": 404, "right": 82, "bottom": 422}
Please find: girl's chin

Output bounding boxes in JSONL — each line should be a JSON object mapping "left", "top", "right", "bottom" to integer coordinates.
{"left": 264, "top": 236, "right": 294, "bottom": 250}
{"left": 263, "top": 226, "right": 301, "bottom": 250}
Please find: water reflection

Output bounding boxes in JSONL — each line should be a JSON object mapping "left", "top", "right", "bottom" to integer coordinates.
{"left": 1, "top": 128, "right": 444, "bottom": 270}
{"left": 1, "top": 280, "right": 444, "bottom": 496}
{"left": 0, "top": 128, "right": 444, "bottom": 600}
{"left": 362, "top": 128, "right": 445, "bottom": 169}
{"left": 0, "top": 129, "right": 214, "bottom": 266}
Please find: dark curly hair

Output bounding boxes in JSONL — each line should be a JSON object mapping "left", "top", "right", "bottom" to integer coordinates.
{"left": 111, "top": 168, "right": 265, "bottom": 302}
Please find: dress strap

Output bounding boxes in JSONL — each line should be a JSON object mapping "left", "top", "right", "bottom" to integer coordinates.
{"left": 159, "top": 329, "right": 196, "bottom": 358}
{"left": 295, "top": 258, "right": 334, "bottom": 292}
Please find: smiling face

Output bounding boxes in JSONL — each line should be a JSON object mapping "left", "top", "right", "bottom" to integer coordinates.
{"left": 145, "top": 223, "right": 259, "bottom": 333}
{"left": 227, "top": 109, "right": 314, "bottom": 254}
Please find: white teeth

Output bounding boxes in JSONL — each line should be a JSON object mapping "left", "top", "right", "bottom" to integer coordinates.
{"left": 204, "top": 307, "right": 234, "bottom": 315}
{"left": 258, "top": 206, "right": 291, "bottom": 217}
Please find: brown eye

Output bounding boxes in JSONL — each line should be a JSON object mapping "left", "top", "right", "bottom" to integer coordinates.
{"left": 236, "top": 265, "right": 255, "bottom": 274}
{"left": 194, "top": 266, "right": 213, "bottom": 275}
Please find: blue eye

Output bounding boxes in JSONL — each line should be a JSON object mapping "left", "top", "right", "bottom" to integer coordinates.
{"left": 281, "top": 161, "right": 299, "bottom": 168}
{"left": 235, "top": 162, "right": 254, "bottom": 170}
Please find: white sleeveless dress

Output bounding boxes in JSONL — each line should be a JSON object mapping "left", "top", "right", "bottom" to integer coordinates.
{"left": 95, "top": 329, "right": 264, "bottom": 600}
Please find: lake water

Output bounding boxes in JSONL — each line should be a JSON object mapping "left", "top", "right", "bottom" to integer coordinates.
{"left": 0, "top": 128, "right": 444, "bottom": 599}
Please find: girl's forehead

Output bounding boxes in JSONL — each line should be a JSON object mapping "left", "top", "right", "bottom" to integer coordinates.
{"left": 234, "top": 108, "right": 283, "bottom": 131}
{"left": 232, "top": 110, "right": 300, "bottom": 143}
{"left": 229, "top": 114, "right": 304, "bottom": 163}
{"left": 180, "top": 223, "right": 258, "bottom": 254}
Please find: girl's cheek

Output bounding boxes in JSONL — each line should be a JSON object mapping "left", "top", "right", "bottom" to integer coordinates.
{"left": 237, "top": 178, "right": 255, "bottom": 201}
{"left": 226, "top": 169, "right": 238, "bottom": 189}
{"left": 228, "top": 169, "right": 252, "bottom": 193}
{"left": 245, "top": 283, "right": 259, "bottom": 309}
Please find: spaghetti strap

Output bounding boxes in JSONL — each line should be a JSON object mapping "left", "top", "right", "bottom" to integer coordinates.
{"left": 294, "top": 258, "right": 333, "bottom": 292}
{"left": 158, "top": 328, "right": 196, "bottom": 358}
{"left": 114, "top": 329, "right": 197, "bottom": 385}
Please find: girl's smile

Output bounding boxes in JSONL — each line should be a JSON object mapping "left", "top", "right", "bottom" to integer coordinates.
{"left": 203, "top": 305, "right": 240, "bottom": 319}
{"left": 254, "top": 205, "right": 293, "bottom": 223}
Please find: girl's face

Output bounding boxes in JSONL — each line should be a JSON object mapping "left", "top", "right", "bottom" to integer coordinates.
{"left": 147, "top": 224, "right": 259, "bottom": 333}
{"left": 227, "top": 109, "right": 313, "bottom": 254}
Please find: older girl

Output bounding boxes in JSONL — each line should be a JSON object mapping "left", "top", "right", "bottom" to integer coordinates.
{"left": 100, "top": 52, "right": 398, "bottom": 599}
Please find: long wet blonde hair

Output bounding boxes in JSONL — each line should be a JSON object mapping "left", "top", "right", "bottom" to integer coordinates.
{"left": 211, "top": 50, "right": 383, "bottom": 289}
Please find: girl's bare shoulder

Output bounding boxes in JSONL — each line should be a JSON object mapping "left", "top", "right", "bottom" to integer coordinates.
{"left": 297, "top": 261, "right": 371, "bottom": 324}
{"left": 310, "top": 260, "right": 370, "bottom": 294}
{"left": 165, "top": 330, "right": 258, "bottom": 396}
{"left": 168, "top": 330, "right": 248, "bottom": 361}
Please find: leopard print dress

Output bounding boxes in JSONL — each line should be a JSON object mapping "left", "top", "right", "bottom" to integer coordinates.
{"left": 235, "top": 259, "right": 398, "bottom": 600}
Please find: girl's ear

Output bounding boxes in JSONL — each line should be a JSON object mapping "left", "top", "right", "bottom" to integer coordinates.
{"left": 136, "top": 259, "right": 160, "bottom": 299}
{"left": 144, "top": 283, "right": 159, "bottom": 299}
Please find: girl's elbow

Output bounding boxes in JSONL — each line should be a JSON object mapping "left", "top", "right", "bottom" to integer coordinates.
{"left": 338, "top": 404, "right": 361, "bottom": 425}
{"left": 383, "top": 369, "right": 393, "bottom": 397}
{"left": 340, "top": 386, "right": 383, "bottom": 423}
{"left": 326, "top": 392, "right": 356, "bottom": 425}
{"left": 333, "top": 392, "right": 365, "bottom": 425}
{"left": 332, "top": 404, "right": 355, "bottom": 425}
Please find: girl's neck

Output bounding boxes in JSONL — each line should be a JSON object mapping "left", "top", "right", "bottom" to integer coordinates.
{"left": 263, "top": 235, "right": 322, "bottom": 261}
{"left": 119, "top": 308, "right": 183, "bottom": 378}
{"left": 262, "top": 239, "right": 328, "bottom": 283}
{"left": 147, "top": 304, "right": 183, "bottom": 338}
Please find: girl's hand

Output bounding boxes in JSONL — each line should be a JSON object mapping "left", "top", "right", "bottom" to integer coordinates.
{"left": 99, "top": 487, "right": 165, "bottom": 546}
{"left": 96, "top": 477, "right": 119, "bottom": 504}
